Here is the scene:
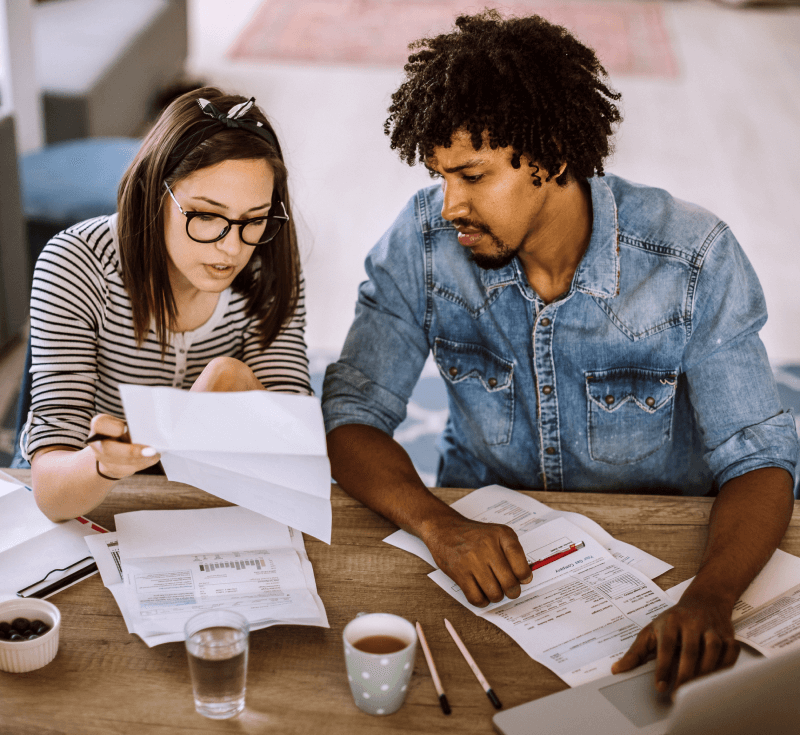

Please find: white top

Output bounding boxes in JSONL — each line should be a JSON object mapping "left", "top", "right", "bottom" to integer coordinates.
{"left": 22, "top": 214, "right": 311, "bottom": 460}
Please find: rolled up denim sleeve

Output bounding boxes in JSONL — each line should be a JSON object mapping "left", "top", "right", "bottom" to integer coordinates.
{"left": 322, "top": 194, "right": 431, "bottom": 436}
{"left": 683, "top": 225, "right": 799, "bottom": 488}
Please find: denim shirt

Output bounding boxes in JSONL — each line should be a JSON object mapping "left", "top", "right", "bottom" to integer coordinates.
{"left": 322, "top": 174, "right": 798, "bottom": 494}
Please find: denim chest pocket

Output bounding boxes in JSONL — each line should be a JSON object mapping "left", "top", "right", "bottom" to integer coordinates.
{"left": 434, "top": 338, "right": 514, "bottom": 446}
{"left": 586, "top": 367, "right": 677, "bottom": 464}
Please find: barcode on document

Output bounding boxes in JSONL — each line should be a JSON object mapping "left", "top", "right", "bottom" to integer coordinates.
{"left": 199, "top": 558, "right": 267, "bottom": 572}
{"left": 111, "top": 548, "right": 123, "bottom": 580}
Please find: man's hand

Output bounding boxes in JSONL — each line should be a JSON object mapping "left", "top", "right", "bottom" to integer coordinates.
{"left": 611, "top": 589, "right": 739, "bottom": 693}
{"left": 421, "top": 515, "right": 533, "bottom": 607}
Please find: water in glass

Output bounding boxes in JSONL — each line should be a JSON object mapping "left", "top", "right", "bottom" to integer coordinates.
{"left": 186, "top": 626, "right": 248, "bottom": 719}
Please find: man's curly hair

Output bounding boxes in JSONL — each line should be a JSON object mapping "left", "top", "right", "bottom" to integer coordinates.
{"left": 385, "top": 9, "right": 622, "bottom": 186}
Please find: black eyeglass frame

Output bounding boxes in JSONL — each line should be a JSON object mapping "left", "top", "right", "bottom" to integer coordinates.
{"left": 163, "top": 180, "right": 289, "bottom": 246}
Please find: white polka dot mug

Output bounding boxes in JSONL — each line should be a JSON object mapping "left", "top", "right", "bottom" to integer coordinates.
{"left": 342, "top": 613, "right": 417, "bottom": 716}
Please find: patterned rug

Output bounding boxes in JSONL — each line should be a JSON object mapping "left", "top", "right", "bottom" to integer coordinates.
{"left": 5, "top": 355, "right": 800, "bottom": 488}
{"left": 229, "top": 0, "right": 679, "bottom": 77}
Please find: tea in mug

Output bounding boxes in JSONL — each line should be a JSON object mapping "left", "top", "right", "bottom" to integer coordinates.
{"left": 353, "top": 634, "right": 407, "bottom": 654}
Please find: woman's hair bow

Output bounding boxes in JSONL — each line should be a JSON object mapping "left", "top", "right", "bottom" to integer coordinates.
{"left": 165, "top": 96, "right": 282, "bottom": 176}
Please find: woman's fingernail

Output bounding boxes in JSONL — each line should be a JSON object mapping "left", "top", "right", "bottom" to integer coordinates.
{"left": 141, "top": 447, "right": 158, "bottom": 457}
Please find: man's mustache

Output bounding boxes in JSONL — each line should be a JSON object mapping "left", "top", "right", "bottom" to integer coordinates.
{"left": 452, "top": 219, "right": 492, "bottom": 235}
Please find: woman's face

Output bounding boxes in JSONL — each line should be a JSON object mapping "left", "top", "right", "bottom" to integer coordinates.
{"left": 163, "top": 158, "right": 275, "bottom": 297}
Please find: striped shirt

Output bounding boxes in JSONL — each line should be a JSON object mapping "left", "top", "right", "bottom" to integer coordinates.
{"left": 22, "top": 214, "right": 311, "bottom": 460}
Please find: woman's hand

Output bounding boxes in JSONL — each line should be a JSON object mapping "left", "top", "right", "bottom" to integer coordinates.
{"left": 87, "top": 414, "right": 160, "bottom": 481}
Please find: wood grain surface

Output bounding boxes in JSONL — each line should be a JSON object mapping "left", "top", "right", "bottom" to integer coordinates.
{"left": 2, "top": 470, "right": 798, "bottom": 734}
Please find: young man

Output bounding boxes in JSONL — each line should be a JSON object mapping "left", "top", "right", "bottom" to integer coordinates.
{"left": 321, "top": 11, "right": 798, "bottom": 691}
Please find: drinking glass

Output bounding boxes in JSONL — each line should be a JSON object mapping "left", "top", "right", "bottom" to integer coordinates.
{"left": 184, "top": 609, "right": 249, "bottom": 719}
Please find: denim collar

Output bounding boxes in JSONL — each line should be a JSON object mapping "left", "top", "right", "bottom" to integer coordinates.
{"left": 480, "top": 175, "right": 619, "bottom": 300}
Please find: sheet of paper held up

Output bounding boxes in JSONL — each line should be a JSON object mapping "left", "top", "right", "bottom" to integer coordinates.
{"left": 384, "top": 485, "right": 672, "bottom": 579}
{"left": 119, "top": 385, "right": 332, "bottom": 543}
{"left": 667, "top": 549, "right": 800, "bottom": 658}
{"left": 86, "top": 506, "right": 328, "bottom": 646}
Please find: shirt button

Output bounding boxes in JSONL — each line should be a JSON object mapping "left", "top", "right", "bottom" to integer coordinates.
{"left": 179, "top": 349, "right": 186, "bottom": 354}
{"left": 545, "top": 447, "right": 556, "bottom": 455}
{"left": 605, "top": 395, "right": 615, "bottom": 405}
{"left": 542, "top": 385, "right": 552, "bottom": 395}
{"left": 540, "top": 317, "right": 551, "bottom": 327}
{"left": 646, "top": 397, "right": 655, "bottom": 407}
{"left": 488, "top": 377, "right": 497, "bottom": 388}
{"left": 449, "top": 366, "right": 458, "bottom": 377}
{"left": 179, "top": 369, "right": 185, "bottom": 374}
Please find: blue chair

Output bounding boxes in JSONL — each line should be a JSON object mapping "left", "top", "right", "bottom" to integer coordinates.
{"left": 20, "top": 137, "right": 140, "bottom": 266}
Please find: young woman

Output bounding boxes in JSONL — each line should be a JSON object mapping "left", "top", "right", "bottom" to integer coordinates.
{"left": 22, "top": 88, "right": 310, "bottom": 521}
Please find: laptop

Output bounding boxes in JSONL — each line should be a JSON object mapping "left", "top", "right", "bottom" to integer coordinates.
{"left": 493, "top": 646, "right": 800, "bottom": 735}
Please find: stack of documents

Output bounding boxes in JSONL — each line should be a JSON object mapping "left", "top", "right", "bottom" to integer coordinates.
{"left": 385, "top": 485, "right": 677, "bottom": 687}
{"left": 0, "top": 471, "right": 105, "bottom": 600}
{"left": 386, "top": 485, "right": 800, "bottom": 686}
{"left": 86, "top": 505, "right": 329, "bottom": 646}
{"left": 119, "top": 385, "right": 333, "bottom": 543}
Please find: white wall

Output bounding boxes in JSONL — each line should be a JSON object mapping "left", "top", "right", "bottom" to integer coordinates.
{"left": 0, "top": 0, "right": 43, "bottom": 153}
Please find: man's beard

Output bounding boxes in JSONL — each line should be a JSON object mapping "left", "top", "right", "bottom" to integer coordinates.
{"left": 455, "top": 220, "right": 520, "bottom": 270}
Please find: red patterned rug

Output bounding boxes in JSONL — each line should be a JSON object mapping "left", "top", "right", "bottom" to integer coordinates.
{"left": 229, "top": 0, "right": 678, "bottom": 77}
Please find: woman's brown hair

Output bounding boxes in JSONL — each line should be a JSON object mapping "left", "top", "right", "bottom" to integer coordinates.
{"left": 117, "top": 87, "right": 300, "bottom": 353}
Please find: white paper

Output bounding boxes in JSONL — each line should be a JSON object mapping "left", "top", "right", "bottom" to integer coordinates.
{"left": 122, "top": 547, "right": 320, "bottom": 637}
{"left": 385, "top": 485, "right": 671, "bottom": 579}
{"left": 384, "top": 486, "right": 676, "bottom": 688}
{"left": 91, "top": 506, "right": 329, "bottom": 646}
{"left": 733, "top": 583, "right": 800, "bottom": 655}
{"left": 0, "top": 472, "right": 103, "bottom": 599}
{"left": 485, "top": 556, "right": 675, "bottom": 687}
{"left": 119, "top": 385, "right": 333, "bottom": 543}
{"left": 115, "top": 506, "right": 292, "bottom": 559}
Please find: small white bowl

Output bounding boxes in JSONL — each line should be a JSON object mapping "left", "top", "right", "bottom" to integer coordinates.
{"left": 0, "top": 598, "right": 61, "bottom": 673}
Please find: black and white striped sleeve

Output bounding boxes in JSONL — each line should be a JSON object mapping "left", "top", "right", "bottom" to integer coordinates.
{"left": 242, "top": 277, "right": 312, "bottom": 395}
{"left": 22, "top": 226, "right": 109, "bottom": 458}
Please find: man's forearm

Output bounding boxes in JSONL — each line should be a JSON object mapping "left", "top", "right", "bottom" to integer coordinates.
{"left": 684, "top": 466, "right": 795, "bottom": 607}
{"left": 326, "top": 424, "right": 461, "bottom": 537}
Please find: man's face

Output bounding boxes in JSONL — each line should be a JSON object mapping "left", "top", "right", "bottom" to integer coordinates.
{"left": 426, "top": 130, "right": 562, "bottom": 270}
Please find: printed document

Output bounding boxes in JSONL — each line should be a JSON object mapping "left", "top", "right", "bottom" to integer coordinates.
{"left": 384, "top": 485, "right": 676, "bottom": 686}
{"left": 119, "top": 385, "right": 332, "bottom": 543}
{"left": 668, "top": 549, "right": 800, "bottom": 658}
{"left": 86, "top": 506, "right": 328, "bottom": 646}
{"left": 385, "top": 485, "right": 672, "bottom": 579}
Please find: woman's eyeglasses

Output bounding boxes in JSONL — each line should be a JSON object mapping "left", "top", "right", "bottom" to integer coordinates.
{"left": 164, "top": 181, "right": 289, "bottom": 246}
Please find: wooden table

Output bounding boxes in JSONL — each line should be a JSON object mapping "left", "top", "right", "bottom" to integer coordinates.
{"left": 2, "top": 470, "right": 799, "bottom": 734}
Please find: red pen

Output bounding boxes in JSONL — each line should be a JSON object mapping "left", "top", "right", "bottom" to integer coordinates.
{"left": 529, "top": 541, "right": 585, "bottom": 571}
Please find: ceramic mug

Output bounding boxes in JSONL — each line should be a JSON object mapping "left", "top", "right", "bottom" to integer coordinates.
{"left": 342, "top": 613, "right": 417, "bottom": 716}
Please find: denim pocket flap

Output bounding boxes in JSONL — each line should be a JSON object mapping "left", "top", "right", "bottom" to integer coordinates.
{"left": 586, "top": 368, "right": 677, "bottom": 414}
{"left": 434, "top": 338, "right": 513, "bottom": 392}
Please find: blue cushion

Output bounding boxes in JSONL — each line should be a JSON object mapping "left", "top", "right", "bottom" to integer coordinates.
{"left": 20, "top": 138, "right": 140, "bottom": 223}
